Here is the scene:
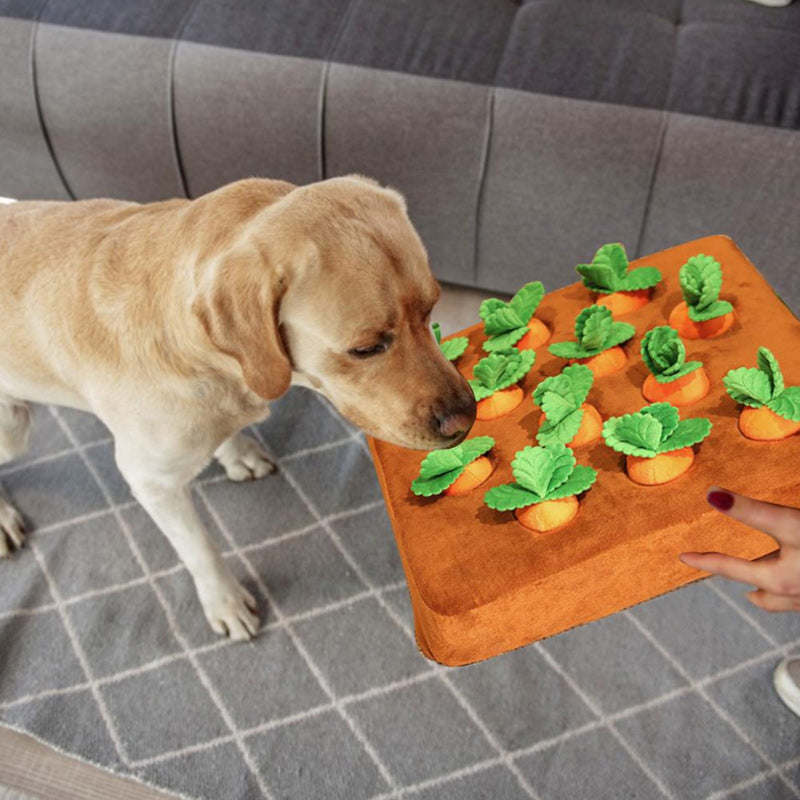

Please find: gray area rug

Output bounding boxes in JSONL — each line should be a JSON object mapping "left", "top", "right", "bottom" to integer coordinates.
{"left": 0, "top": 386, "right": 799, "bottom": 800}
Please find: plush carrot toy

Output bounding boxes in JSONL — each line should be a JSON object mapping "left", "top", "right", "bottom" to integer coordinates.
{"left": 432, "top": 322, "right": 468, "bottom": 362}
{"left": 576, "top": 242, "right": 662, "bottom": 316}
{"left": 484, "top": 442, "right": 597, "bottom": 532}
{"left": 480, "top": 281, "right": 550, "bottom": 352}
{"left": 469, "top": 348, "right": 536, "bottom": 420}
{"left": 668, "top": 254, "right": 735, "bottom": 339}
{"left": 602, "top": 402, "right": 712, "bottom": 485}
{"left": 411, "top": 436, "right": 496, "bottom": 497}
{"left": 640, "top": 326, "right": 710, "bottom": 406}
{"left": 723, "top": 347, "right": 800, "bottom": 441}
{"left": 548, "top": 305, "right": 635, "bottom": 377}
{"left": 532, "top": 364, "right": 603, "bottom": 447}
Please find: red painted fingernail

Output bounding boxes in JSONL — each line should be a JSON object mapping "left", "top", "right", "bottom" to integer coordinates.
{"left": 707, "top": 489, "right": 734, "bottom": 511}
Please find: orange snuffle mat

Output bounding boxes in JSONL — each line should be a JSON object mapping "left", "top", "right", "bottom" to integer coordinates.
{"left": 368, "top": 236, "right": 800, "bottom": 666}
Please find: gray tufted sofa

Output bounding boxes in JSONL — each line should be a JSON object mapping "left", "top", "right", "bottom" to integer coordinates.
{"left": 1, "top": 0, "right": 799, "bottom": 307}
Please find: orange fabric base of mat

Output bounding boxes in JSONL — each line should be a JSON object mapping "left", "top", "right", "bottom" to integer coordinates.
{"left": 368, "top": 236, "right": 799, "bottom": 666}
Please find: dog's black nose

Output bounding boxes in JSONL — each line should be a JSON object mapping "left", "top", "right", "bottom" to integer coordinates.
{"left": 435, "top": 393, "right": 477, "bottom": 442}
{"left": 438, "top": 411, "right": 473, "bottom": 440}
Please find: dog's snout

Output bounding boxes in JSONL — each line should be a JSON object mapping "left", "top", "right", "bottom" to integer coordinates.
{"left": 435, "top": 392, "right": 477, "bottom": 444}
{"left": 438, "top": 411, "right": 472, "bottom": 439}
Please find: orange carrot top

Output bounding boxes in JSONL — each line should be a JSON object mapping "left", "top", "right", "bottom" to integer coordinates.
{"left": 677, "top": 254, "right": 734, "bottom": 324}
{"left": 548, "top": 305, "right": 635, "bottom": 363}
{"left": 411, "top": 436, "right": 495, "bottom": 497}
{"left": 484, "top": 442, "right": 597, "bottom": 514}
{"left": 602, "top": 402, "right": 712, "bottom": 461}
{"left": 532, "top": 364, "right": 595, "bottom": 445}
{"left": 575, "top": 242, "right": 662, "bottom": 298}
{"left": 469, "top": 348, "right": 536, "bottom": 404}
{"left": 480, "top": 281, "right": 547, "bottom": 353}
{"left": 723, "top": 347, "right": 800, "bottom": 426}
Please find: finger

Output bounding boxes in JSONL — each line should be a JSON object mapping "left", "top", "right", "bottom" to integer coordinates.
{"left": 679, "top": 551, "right": 786, "bottom": 593}
{"left": 746, "top": 590, "right": 800, "bottom": 612}
{"left": 707, "top": 486, "right": 800, "bottom": 547}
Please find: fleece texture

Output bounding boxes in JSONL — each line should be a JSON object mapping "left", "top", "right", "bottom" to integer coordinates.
{"left": 369, "top": 235, "right": 799, "bottom": 666}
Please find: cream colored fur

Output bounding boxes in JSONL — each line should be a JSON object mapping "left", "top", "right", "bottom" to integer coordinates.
{"left": 0, "top": 176, "right": 474, "bottom": 638}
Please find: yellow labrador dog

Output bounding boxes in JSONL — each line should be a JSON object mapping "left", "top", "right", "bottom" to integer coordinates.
{"left": 0, "top": 175, "right": 475, "bottom": 639}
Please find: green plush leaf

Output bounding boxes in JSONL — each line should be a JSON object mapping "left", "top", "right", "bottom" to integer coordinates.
{"left": 680, "top": 254, "right": 723, "bottom": 311}
{"left": 479, "top": 298, "right": 506, "bottom": 321}
{"left": 471, "top": 349, "right": 535, "bottom": 397}
{"left": 544, "top": 465, "right": 598, "bottom": 501}
{"left": 472, "top": 353, "right": 507, "bottom": 390}
{"left": 658, "top": 417, "right": 712, "bottom": 453}
{"left": 603, "top": 321, "right": 637, "bottom": 349}
{"left": 469, "top": 379, "right": 494, "bottom": 402}
{"left": 569, "top": 366, "right": 594, "bottom": 405}
{"left": 575, "top": 306, "right": 612, "bottom": 352}
{"left": 484, "top": 483, "right": 540, "bottom": 511}
{"left": 767, "top": 386, "right": 800, "bottom": 422}
{"left": 412, "top": 449, "right": 464, "bottom": 496}
{"left": 575, "top": 262, "right": 617, "bottom": 293}
{"left": 602, "top": 413, "right": 662, "bottom": 457}
{"left": 654, "top": 360, "right": 703, "bottom": 384}
{"left": 454, "top": 436, "right": 495, "bottom": 465}
{"left": 481, "top": 282, "right": 544, "bottom": 342}
{"left": 411, "top": 436, "right": 495, "bottom": 497}
{"left": 539, "top": 390, "right": 576, "bottom": 424}
{"left": 641, "top": 326, "right": 687, "bottom": 378}
{"left": 545, "top": 444, "right": 579, "bottom": 496}
{"left": 576, "top": 243, "right": 661, "bottom": 295}
{"left": 548, "top": 340, "right": 592, "bottom": 360}
{"left": 440, "top": 337, "right": 468, "bottom": 361}
{"left": 687, "top": 298, "right": 734, "bottom": 322}
{"left": 532, "top": 365, "right": 593, "bottom": 445}
{"left": 618, "top": 265, "right": 662, "bottom": 291}
{"left": 551, "top": 363, "right": 594, "bottom": 407}
{"left": 536, "top": 407, "right": 584, "bottom": 446}
{"left": 483, "top": 328, "right": 526, "bottom": 353}
{"left": 418, "top": 449, "right": 464, "bottom": 481}
{"left": 505, "top": 348, "right": 536, "bottom": 387}
{"left": 723, "top": 367, "right": 772, "bottom": 408}
{"left": 433, "top": 323, "right": 468, "bottom": 361}
{"left": 509, "top": 281, "right": 545, "bottom": 323}
{"left": 411, "top": 472, "right": 462, "bottom": 497}
{"left": 559, "top": 305, "right": 633, "bottom": 357}
{"left": 594, "top": 243, "right": 630, "bottom": 281}
{"left": 511, "top": 444, "right": 576, "bottom": 498}
{"left": 757, "top": 347, "right": 784, "bottom": 398}
{"left": 639, "top": 402, "right": 679, "bottom": 443}
{"left": 483, "top": 306, "right": 526, "bottom": 337}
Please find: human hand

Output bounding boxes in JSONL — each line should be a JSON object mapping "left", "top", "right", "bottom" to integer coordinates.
{"left": 679, "top": 486, "right": 800, "bottom": 612}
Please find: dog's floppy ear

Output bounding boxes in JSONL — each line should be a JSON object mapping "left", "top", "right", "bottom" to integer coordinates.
{"left": 192, "top": 245, "right": 291, "bottom": 400}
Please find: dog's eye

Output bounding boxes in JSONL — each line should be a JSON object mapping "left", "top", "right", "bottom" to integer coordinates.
{"left": 349, "top": 341, "right": 389, "bottom": 359}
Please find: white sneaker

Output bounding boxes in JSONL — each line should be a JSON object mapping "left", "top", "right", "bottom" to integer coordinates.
{"left": 743, "top": 0, "right": 794, "bottom": 5}
{"left": 773, "top": 657, "right": 800, "bottom": 717}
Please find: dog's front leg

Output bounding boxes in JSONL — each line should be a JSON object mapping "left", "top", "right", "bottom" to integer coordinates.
{"left": 214, "top": 431, "right": 275, "bottom": 481}
{"left": 115, "top": 441, "right": 260, "bottom": 640}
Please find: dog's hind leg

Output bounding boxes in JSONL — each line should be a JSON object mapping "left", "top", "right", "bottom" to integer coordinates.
{"left": 0, "top": 396, "right": 31, "bottom": 556}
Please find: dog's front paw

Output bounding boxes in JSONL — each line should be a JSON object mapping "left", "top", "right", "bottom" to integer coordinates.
{"left": 216, "top": 435, "right": 276, "bottom": 482}
{"left": 0, "top": 496, "right": 25, "bottom": 558}
{"left": 198, "top": 576, "right": 260, "bottom": 641}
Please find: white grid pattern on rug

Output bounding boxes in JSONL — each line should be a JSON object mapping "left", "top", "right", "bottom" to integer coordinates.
{"left": 0, "top": 387, "right": 799, "bottom": 800}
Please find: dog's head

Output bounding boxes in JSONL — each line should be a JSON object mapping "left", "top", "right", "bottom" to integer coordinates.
{"left": 193, "top": 176, "right": 476, "bottom": 450}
